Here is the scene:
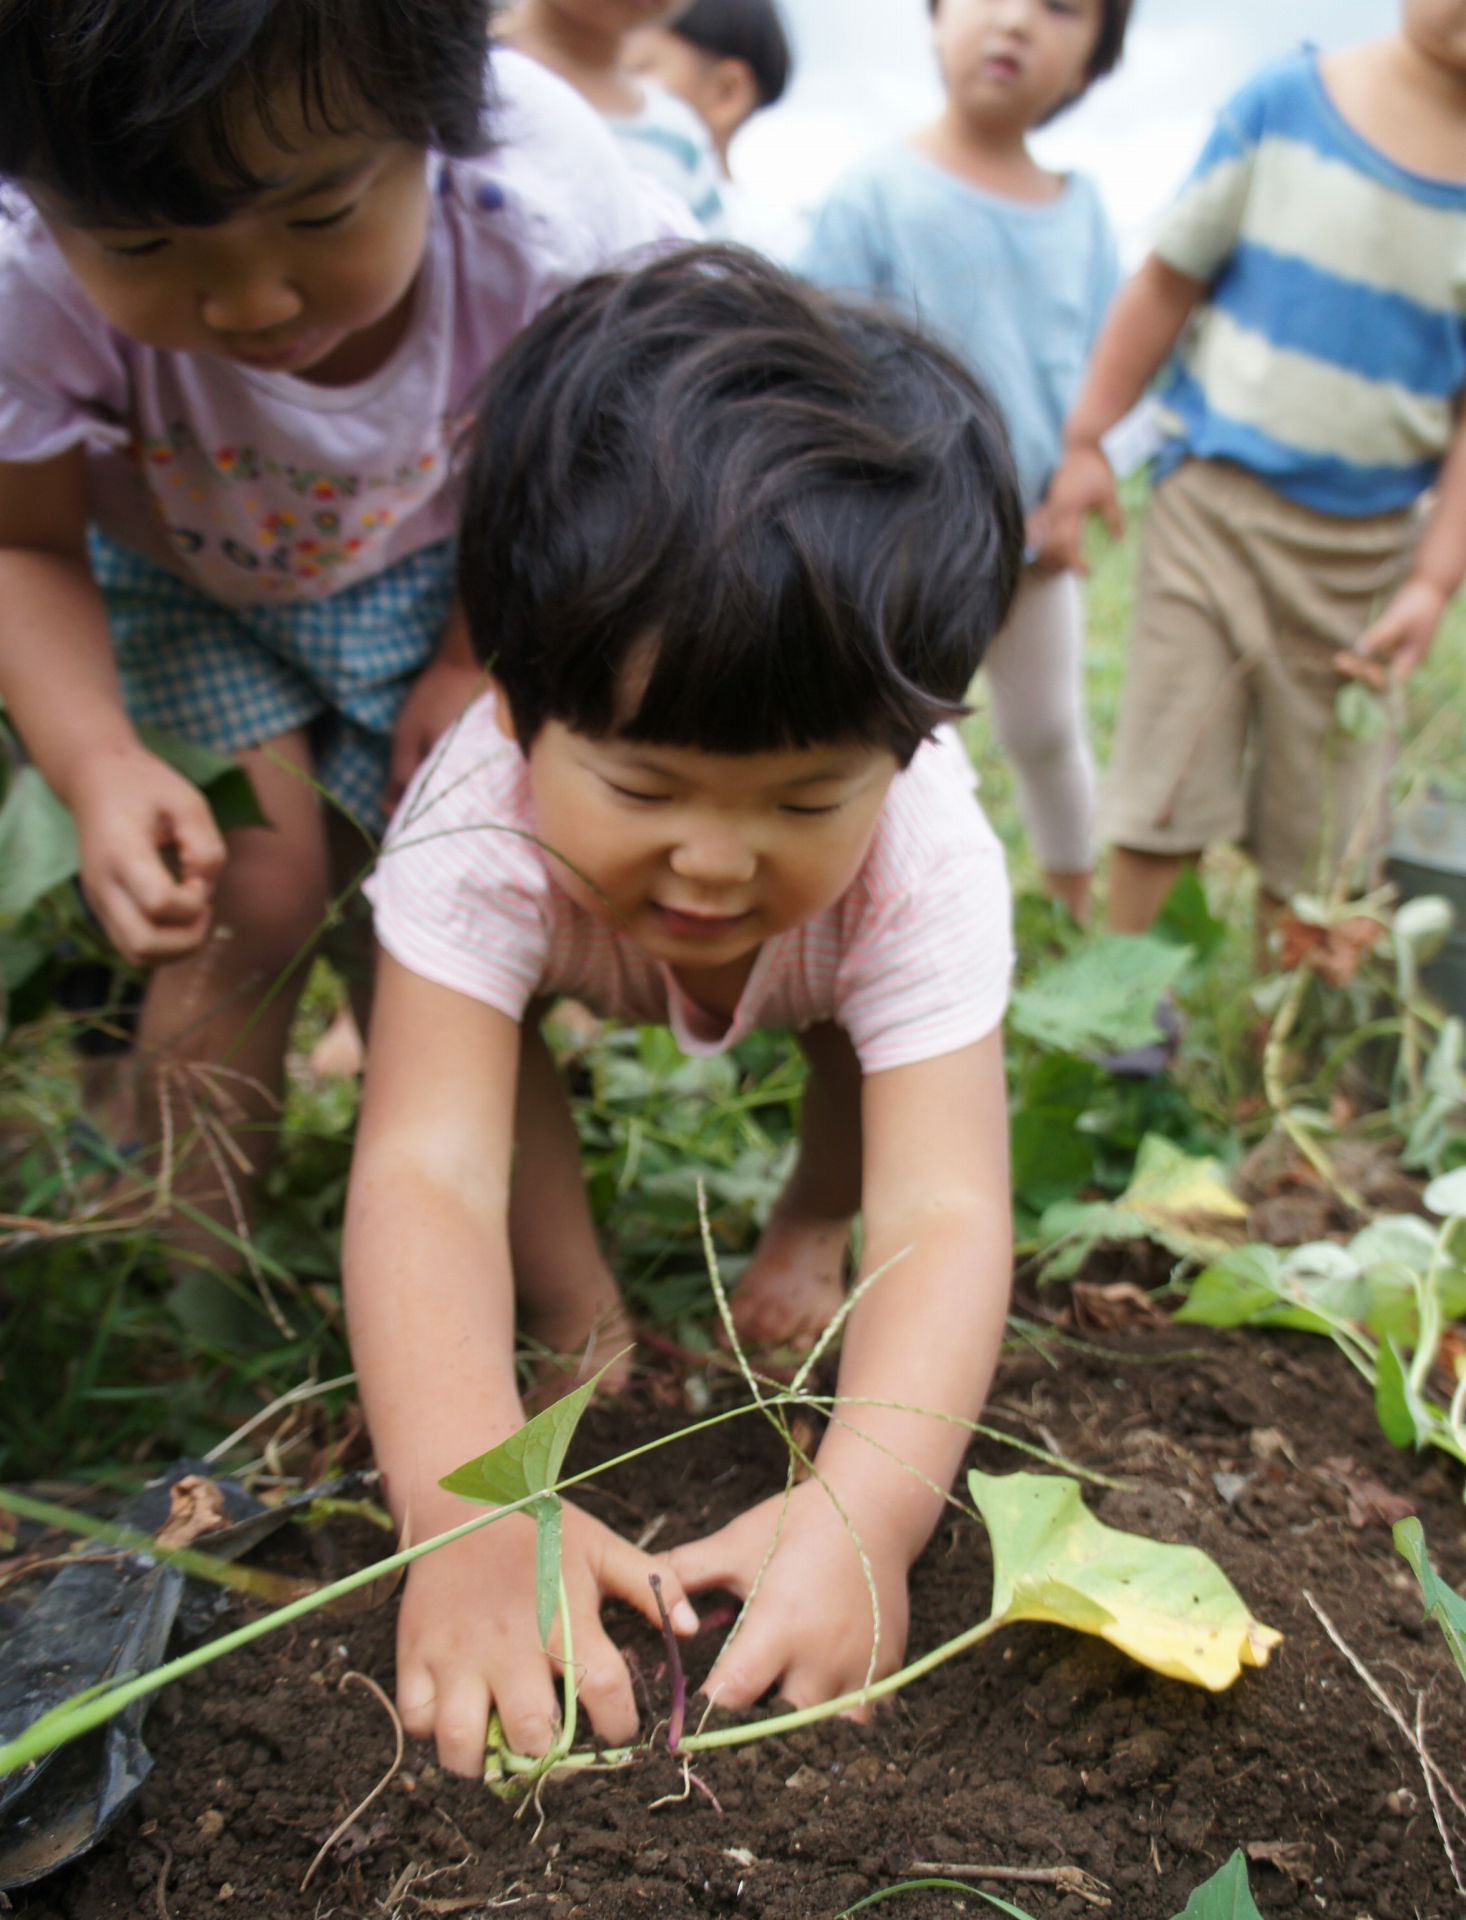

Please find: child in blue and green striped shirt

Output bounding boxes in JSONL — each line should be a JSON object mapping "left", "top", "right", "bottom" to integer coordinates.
{"left": 1037, "top": 9, "right": 1466, "bottom": 934}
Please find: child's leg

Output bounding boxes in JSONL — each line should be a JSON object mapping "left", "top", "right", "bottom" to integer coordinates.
{"left": 1105, "top": 847, "right": 1198, "bottom": 934}
{"left": 129, "top": 728, "right": 330, "bottom": 1256}
{"left": 982, "top": 569, "right": 1095, "bottom": 923}
{"left": 508, "top": 1009, "right": 632, "bottom": 1389}
{"left": 731, "top": 1022, "right": 861, "bottom": 1350}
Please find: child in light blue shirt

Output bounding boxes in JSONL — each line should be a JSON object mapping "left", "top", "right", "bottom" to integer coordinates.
{"left": 801, "top": 0, "right": 1132, "bottom": 924}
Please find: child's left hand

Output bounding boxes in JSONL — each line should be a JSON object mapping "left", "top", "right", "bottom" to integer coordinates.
{"left": 668, "top": 1478, "right": 910, "bottom": 1716}
{"left": 387, "top": 648, "right": 486, "bottom": 811}
{"left": 1336, "top": 575, "right": 1449, "bottom": 690}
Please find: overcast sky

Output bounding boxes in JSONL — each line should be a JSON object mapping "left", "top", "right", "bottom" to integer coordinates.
{"left": 734, "top": 0, "right": 1394, "bottom": 260}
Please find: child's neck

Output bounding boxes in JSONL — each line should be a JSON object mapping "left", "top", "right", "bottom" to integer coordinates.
{"left": 503, "top": 2, "right": 643, "bottom": 115}
{"left": 910, "top": 106, "right": 1061, "bottom": 206}
{"left": 1320, "top": 35, "right": 1466, "bottom": 184}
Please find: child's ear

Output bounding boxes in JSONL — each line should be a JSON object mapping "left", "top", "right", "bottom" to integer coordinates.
{"left": 709, "top": 57, "right": 759, "bottom": 141}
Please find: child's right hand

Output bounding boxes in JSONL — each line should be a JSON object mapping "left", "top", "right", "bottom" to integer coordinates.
{"left": 394, "top": 1498, "right": 699, "bottom": 1778}
{"left": 1028, "top": 443, "right": 1124, "bottom": 575}
{"left": 69, "top": 746, "right": 227, "bottom": 966}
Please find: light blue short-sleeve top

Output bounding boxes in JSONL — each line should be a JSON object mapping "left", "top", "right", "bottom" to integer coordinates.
{"left": 799, "top": 143, "right": 1121, "bottom": 511}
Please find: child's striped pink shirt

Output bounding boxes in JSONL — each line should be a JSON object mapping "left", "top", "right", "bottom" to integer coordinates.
{"left": 368, "top": 694, "right": 1011, "bottom": 1073}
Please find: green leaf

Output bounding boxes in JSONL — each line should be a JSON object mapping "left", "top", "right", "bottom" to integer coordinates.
{"left": 1375, "top": 1338, "right": 1435, "bottom": 1450}
{"left": 1154, "top": 868, "right": 1227, "bottom": 964}
{"left": 1335, "top": 680, "right": 1388, "bottom": 743}
{"left": 1424, "top": 1167, "right": 1466, "bottom": 1219}
{"left": 1171, "top": 1851, "right": 1265, "bottom": 1920}
{"left": 1009, "top": 935, "right": 1191, "bottom": 1057}
{"left": 1175, "top": 1248, "right": 1285, "bottom": 1329}
{"left": 0, "top": 732, "right": 267, "bottom": 922}
{"left": 0, "top": 766, "right": 80, "bottom": 918}
{"left": 136, "top": 726, "right": 268, "bottom": 833}
{"left": 967, "top": 1470, "right": 1281, "bottom": 1690}
{"left": 1394, "top": 1516, "right": 1466, "bottom": 1687}
{"left": 1039, "top": 1135, "right": 1248, "bottom": 1280}
{"left": 439, "top": 1360, "right": 621, "bottom": 1645}
{"left": 1010, "top": 1109, "right": 1098, "bottom": 1211}
{"left": 439, "top": 1364, "right": 614, "bottom": 1508}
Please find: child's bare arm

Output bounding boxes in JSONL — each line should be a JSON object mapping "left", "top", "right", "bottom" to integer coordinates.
{"left": 1343, "top": 404, "right": 1466, "bottom": 686}
{"left": 1032, "top": 257, "right": 1206, "bottom": 574}
{"left": 344, "top": 952, "right": 696, "bottom": 1775}
{"left": 384, "top": 600, "right": 488, "bottom": 812}
{"left": 0, "top": 451, "right": 224, "bottom": 960}
{"left": 671, "top": 1029, "right": 1011, "bottom": 1712}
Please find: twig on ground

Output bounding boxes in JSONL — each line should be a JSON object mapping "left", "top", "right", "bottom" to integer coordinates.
{"left": 1304, "top": 1590, "right": 1466, "bottom": 1833}
{"left": 1416, "top": 1691, "right": 1466, "bottom": 1898}
{"left": 300, "top": 1670, "right": 405, "bottom": 1892}
{"left": 149, "top": 1835, "right": 173, "bottom": 1920}
{"left": 909, "top": 1860, "right": 1110, "bottom": 1908}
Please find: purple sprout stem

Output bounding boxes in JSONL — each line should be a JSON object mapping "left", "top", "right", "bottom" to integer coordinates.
{"left": 649, "top": 1573, "right": 686, "bottom": 1755}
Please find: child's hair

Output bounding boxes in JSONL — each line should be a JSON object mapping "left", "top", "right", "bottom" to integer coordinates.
{"left": 926, "top": 0, "right": 1134, "bottom": 89}
{"left": 0, "top": 0, "right": 494, "bottom": 226}
{"left": 459, "top": 246, "right": 1023, "bottom": 767}
{"left": 666, "top": 0, "right": 792, "bottom": 110}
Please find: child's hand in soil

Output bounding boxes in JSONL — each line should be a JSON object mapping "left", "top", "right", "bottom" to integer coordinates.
{"left": 1335, "top": 575, "right": 1449, "bottom": 690}
{"left": 395, "top": 1500, "right": 698, "bottom": 1777}
{"left": 669, "top": 1479, "right": 910, "bottom": 1717}
{"left": 69, "top": 745, "right": 225, "bottom": 965}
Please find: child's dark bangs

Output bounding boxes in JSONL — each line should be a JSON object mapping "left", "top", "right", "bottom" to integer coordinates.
{"left": 608, "top": 522, "right": 961, "bottom": 762}
{"left": 0, "top": 0, "right": 490, "bottom": 226}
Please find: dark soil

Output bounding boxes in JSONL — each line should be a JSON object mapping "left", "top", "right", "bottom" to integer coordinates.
{"left": 11, "top": 1308, "right": 1466, "bottom": 1920}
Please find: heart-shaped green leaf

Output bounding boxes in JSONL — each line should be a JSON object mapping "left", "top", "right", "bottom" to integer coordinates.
{"left": 1171, "top": 1851, "right": 1265, "bottom": 1919}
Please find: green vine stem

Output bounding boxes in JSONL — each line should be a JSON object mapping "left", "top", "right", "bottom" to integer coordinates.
{"left": 490, "top": 1610, "right": 1008, "bottom": 1782}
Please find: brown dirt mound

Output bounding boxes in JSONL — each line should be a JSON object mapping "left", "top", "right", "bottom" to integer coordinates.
{"left": 12, "top": 1308, "right": 1466, "bottom": 1920}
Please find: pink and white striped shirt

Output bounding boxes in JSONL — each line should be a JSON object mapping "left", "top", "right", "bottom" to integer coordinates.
{"left": 368, "top": 693, "right": 1012, "bottom": 1073}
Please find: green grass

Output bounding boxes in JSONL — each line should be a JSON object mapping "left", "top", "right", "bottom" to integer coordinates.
{"left": 3, "top": 480, "right": 1465, "bottom": 1483}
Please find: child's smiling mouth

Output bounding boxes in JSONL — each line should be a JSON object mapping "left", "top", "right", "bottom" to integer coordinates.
{"left": 650, "top": 904, "right": 754, "bottom": 941}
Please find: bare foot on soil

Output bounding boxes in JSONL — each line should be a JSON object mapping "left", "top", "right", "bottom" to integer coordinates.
{"left": 520, "top": 1281, "right": 637, "bottom": 1412}
{"left": 308, "top": 1007, "right": 366, "bottom": 1081}
{"left": 728, "top": 1211, "right": 850, "bottom": 1354}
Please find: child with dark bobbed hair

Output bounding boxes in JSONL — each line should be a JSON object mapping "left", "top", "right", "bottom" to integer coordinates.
{"left": 348, "top": 247, "right": 1023, "bottom": 1777}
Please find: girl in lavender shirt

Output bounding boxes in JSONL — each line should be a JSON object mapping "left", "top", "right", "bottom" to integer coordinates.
{"left": 0, "top": 0, "right": 679, "bottom": 1245}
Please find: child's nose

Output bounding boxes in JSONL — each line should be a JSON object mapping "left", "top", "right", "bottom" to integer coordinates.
{"left": 200, "top": 271, "right": 304, "bottom": 338}
{"left": 668, "top": 829, "right": 757, "bottom": 886}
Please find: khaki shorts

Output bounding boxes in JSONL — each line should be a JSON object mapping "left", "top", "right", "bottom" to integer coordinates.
{"left": 1101, "top": 460, "right": 1419, "bottom": 898}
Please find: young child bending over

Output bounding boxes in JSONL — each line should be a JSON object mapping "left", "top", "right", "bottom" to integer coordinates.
{"left": 801, "top": 0, "right": 1133, "bottom": 924}
{"left": 0, "top": 0, "right": 677, "bottom": 1239}
{"left": 1036, "top": 2, "right": 1466, "bottom": 933}
{"left": 346, "top": 248, "right": 1022, "bottom": 1777}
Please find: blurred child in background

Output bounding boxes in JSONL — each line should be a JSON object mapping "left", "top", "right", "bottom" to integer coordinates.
{"left": 801, "top": 0, "right": 1132, "bottom": 924}
{"left": 1035, "top": 1, "right": 1466, "bottom": 935}
{"left": 347, "top": 247, "right": 1021, "bottom": 1774}
{"left": 626, "top": 0, "right": 800, "bottom": 254}
{"left": 503, "top": 0, "right": 724, "bottom": 226}
{"left": 0, "top": 0, "right": 679, "bottom": 1247}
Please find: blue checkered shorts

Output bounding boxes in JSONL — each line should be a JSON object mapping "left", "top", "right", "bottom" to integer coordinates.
{"left": 91, "top": 529, "right": 458, "bottom": 833}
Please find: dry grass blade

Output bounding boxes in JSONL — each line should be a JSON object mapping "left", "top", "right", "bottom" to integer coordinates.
{"left": 299, "top": 1670, "right": 404, "bottom": 1893}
